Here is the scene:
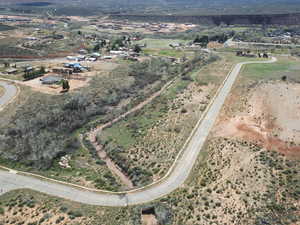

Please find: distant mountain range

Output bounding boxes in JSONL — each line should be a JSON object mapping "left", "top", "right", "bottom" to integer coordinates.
{"left": 1, "top": 0, "right": 300, "bottom": 15}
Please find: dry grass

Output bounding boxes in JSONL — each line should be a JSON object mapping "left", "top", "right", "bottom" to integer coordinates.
{"left": 0, "top": 86, "right": 4, "bottom": 98}
{"left": 153, "top": 138, "right": 299, "bottom": 225}
{"left": 134, "top": 55, "right": 300, "bottom": 225}
{"left": 0, "top": 189, "right": 136, "bottom": 225}
{"left": 97, "top": 54, "right": 234, "bottom": 188}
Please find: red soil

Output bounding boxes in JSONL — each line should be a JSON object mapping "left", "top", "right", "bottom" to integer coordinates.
{"left": 237, "top": 122, "right": 300, "bottom": 159}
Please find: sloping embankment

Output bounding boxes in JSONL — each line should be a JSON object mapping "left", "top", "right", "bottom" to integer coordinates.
{"left": 109, "top": 13, "right": 300, "bottom": 25}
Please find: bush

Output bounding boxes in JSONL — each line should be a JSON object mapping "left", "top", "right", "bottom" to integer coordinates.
{"left": 68, "top": 210, "right": 83, "bottom": 218}
{"left": 181, "top": 108, "right": 188, "bottom": 114}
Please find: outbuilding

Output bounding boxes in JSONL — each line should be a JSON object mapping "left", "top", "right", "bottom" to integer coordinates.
{"left": 40, "top": 76, "right": 62, "bottom": 85}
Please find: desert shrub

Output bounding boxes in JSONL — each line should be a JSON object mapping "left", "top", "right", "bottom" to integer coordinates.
{"left": 68, "top": 210, "right": 83, "bottom": 218}
{"left": 55, "top": 216, "right": 65, "bottom": 224}
{"left": 59, "top": 206, "right": 68, "bottom": 213}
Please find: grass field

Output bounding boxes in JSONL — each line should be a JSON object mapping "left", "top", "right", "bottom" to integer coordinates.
{"left": 135, "top": 38, "right": 189, "bottom": 49}
{"left": 143, "top": 49, "right": 188, "bottom": 58}
{"left": 240, "top": 57, "right": 299, "bottom": 81}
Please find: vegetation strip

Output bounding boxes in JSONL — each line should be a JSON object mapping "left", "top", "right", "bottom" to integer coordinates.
{"left": 85, "top": 78, "right": 178, "bottom": 188}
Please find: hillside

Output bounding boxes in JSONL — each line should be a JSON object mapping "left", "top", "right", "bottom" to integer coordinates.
{"left": 110, "top": 13, "right": 300, "bottom": 25}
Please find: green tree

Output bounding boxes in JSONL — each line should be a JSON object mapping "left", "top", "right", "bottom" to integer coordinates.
{"left": 100, "top": 39, "right": 106, "bottom": 47}
{"left": 194, "top": 35, "right": 209, "bottom": 47}
{"left": 3, "top": 61, "right": 10, "bottom": 68}
{"left": 133, "top": 44, "right": 142, "bottom": 53}
{"left": 39, "top": 66, "right": 46, "bottom": 73}
{"left": 93, "top": 44, "right": 101, "bottom": 51}
{"left": 62, "top": 79, "right": 70, "bottom": 91}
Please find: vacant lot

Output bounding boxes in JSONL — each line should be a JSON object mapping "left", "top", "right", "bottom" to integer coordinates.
{"left": 153, "top": 137, "right": 299, "bottom": 225}
{"left": 96, "top": 53, "right": 245, "bottom": 188}
{"left": 214, "top": 56, "right": 300, "bottom": 158}
{"left": 138, "top": 56, "right": 300, "bottom": 225}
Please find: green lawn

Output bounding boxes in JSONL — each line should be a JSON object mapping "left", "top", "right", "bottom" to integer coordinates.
{"left": 241, "top": 57, "right": 299, "bottom": 81}
{"left": 143, "top": 48, "right": 188, "bottom": 58}
{"left": 101, "top": 120, "right": 137, "bottom": 149}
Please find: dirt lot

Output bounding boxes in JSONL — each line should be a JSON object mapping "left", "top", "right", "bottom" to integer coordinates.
{"left": 22, "top": 75, "right": 91, "bottom": 94}
{"left": 215, "top": 81, "right": 300, "bottom": 159}
{"left": 142, "top": 215, "right": 158, "bottom": 225}
{"left": 20, "top": 59, "right": 119, "bottom": 94}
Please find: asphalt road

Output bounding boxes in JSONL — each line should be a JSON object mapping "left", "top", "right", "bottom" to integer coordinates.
{"left": 0, "top": 57, "right": 277, "bottom": 206}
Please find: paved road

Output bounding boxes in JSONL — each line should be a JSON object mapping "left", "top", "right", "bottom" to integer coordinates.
{"left": 0, "top": 57, "right": 277, "bottom": 206}
{"left": 0, "top": 81, "right": 17, "bottom": 111}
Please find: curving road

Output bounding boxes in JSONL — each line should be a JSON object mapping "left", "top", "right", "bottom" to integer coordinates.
{"left": 0, "top": 57, "right": 277, "bottom": 206}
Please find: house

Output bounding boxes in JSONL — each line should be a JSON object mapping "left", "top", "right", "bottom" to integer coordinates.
{"left": 91, "top": 52, "right": 101, "bottom": 57}
{"left": 87, "top": 57, "right": 97, "bottom": 62}
{"left": 76, "top": 55, "right": 86, "bottom": 61}
{"left": 78, "top": 49, "right": 88, "bottom": 54}
{"left": 102, "top": 56, "right": 113, "bottom": 60}
{"left": 64, "top": 63, "right": 88, "bottom": 72}
{"left": 169, "top": 43, "right": 181, "bottom": 48}
{"left": 40, "top": 76, "right": 62, "bottom": 85}
{"left": 24, "top": 66, "right": 33, "bottom": 73}
{"left": 110, "top": 50, "right": 126, "bottom": 55}
{"left": 25, "top": 37, "right": 38, "bottom": 41}
{"left": 6, "top": 68, "right": 18, "bottom": 74}
{"left": 52, "top": 67, "right": 73, "bottom": 75}
{"left": 66, "top": 56, "right": 77, "bottom": 61}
